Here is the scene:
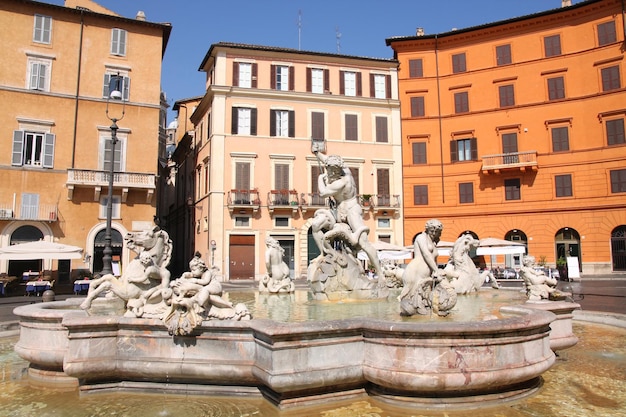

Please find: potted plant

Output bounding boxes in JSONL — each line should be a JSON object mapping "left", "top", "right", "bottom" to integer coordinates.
{"left": 556, "top": 257, "right": 568, "bottom": 281}
{"left": 361, "top": 194, "right": 372, "bottom": 207}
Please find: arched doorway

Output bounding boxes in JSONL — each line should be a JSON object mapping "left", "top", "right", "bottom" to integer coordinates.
{"left": 555, "top": 227, "right": 581, "bottom": 270}
{"left": 505, "top": 229, "right": 527, "bottom": 269}
{"left": 7, "top": 225, "right": 44, "bottom": 277}
{"left": 93, "top": 229, "right": 123, "bottom": 275}
{"left": 611, "top": 225, "right": 626, "bottom": 271}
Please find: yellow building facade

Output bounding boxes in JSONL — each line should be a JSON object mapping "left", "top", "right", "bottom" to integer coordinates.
{"left": 0, "top": 0, "right": 170, "bottom": 287}
{"left": 388, "top": 0, "right": 626, "bottom": 275}
{"left": 175, "top": 43, "right": 403, "bottom": 280}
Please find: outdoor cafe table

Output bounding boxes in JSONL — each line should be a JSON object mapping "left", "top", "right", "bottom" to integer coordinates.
{"left": 73, "top": 280, "right": 91, "bottom": 294}
{"left": 25, "top": 281, "right": 51, "bottom": 296}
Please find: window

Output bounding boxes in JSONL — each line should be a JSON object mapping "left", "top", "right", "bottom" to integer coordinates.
{"left": 452, "top": 53, "right": 466, "bottom": 73}
{"left": 547, "top": 77, "right": 565, "bottom": 100}
{"left": 454, "top": 91, "right": 469, "bottom": 113}
{"left": 235, "top": 162, "right": 251, "bottom": 193}
{"left": 310, "top": 165, "right": 325, "bottom": 205}
{"left": 272, "top": 65, "right": 293, "bottom": 91}
{"left": 377, "top": 218, "right": 391, "bottom": 228}
{"left": 505, "top": 179, "right": 521, "bottom": 201}
{"left": 413, "top": 185, "right": 428, "bottom": 205}
{"left": 233, "top": 62, "right": 257, "bottom": 88}
{"left": 274, "top": 163, "right": 290, "bottom": 202}
{"left": 33, "top": 14, "right": 52, "bottom": 44}
{"left": 345, "top": 114, "right": 358, "bottom": 141}
{"left": 610, "top": 169, "right": 626, "bottom": 193}
{"left": 375, "top": 116, "right": 388, "bottom": 143}
{"left": 21, "top": 193, "right": 40, "bottom": 220}
{"left": 103, "top": 73, "right": 130, "bottom": 101}
{"left": 544, "top": 35, "right": 561, "bottom": 57}
{"left": 412, "top": 142, "right": 427, "bottom": 164}
{"left": 551, "top": 126, "right": 570, "bottom": 152}
{"left": 308, "top": 68, "right": 328, "bottom": 93}
{"left": 499, "top": 85, "right": 515, "bottom": 107}
{"left": 101, "top": 136, "right": 124, "bottom": 172}
{"left": 601, "top": 66, "right": 621, "bottom": 91}
{"left": 459, "top": 182, "right": 474, "bottom": 204}
{"left": 496, "top": 44, "right": 511, "bottom": 66}
{"left": 275, "top": 217, "right": 289, "bottom": 227}
{"left": 410, "top": 96, "right": 425, "bottom": 117}
{"left": 450, "top": 138, "right": 477, "bottom": 162}
{"left": 311, "top": 112, "right": 325, "bottom": 140}
{"left": 231, "top": 107, "right": 257, "bottom": 136}
{"left": 340, "top": 71, "right": 361, "bottom": 96}
{"left": 377, "top": 168, "right": 390, "bottom": 206}
{"left": 12, "top": 131, "right": 55, "bottom": 168}
{"left": 555, "top": 174, "right": 573, "bottom": 197}
{"left": 598, "top": 21, "right": 617, "bottom": 46}
{"left": 28, "top": 59, "right": 50, "bottom": 91}
{"left": 607, "top": 119, "right": 625, "bottom": 145}
{"left": 409, "top": 59, "right": 423, "bottom": 78}
{"left": 371, "top": 74, "right": 390, "bottom": 99}
{"left": 99, "top": 195, "right": 121, "bottom": 219}
{"left": 235, "top": 216, "right": 250, "bottom": 227}
{"left": 270, "top": 110, "right": 294, "bottom": 137}
{"left": 502, "top": 132, "right": 519, "bottom": 163}
{"left": 110, "top": 28, "right": 127, "bottom": 56}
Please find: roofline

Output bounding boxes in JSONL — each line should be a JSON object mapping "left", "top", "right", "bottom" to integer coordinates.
{"left": 385, "top": 0, "right": 604, "bottom": 46}
{"left": 9, "top": 0, "right": 172, "bottom": 56}
{"left": 172, "top": 96, "right": 204, "bottom": 111}
{"left": 198, "top": 42, "right": 397, "bottom": 72}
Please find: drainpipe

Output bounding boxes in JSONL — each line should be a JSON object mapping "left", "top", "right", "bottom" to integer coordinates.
{"left": 435, "top": 34, "right": 445, "bottom": 203}
{"left": 71, "top": 10, "right": 85, "bottom": 168}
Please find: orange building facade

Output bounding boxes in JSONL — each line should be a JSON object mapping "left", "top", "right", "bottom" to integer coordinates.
{"left": 174, "top": 43, "right": 404, "bottom": 280}
{"left": 388, "top": 0, "right": 626, "bottom": 275}
{"left": 0, "top": 0, "right": 170, "bottom": 286}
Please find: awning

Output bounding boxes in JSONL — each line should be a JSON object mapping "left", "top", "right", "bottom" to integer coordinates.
{"left": 358, "top": 240, "right": 413, "bottom": 261}
{"left": 0, "top": 241, "right": 84, "bottom": 260}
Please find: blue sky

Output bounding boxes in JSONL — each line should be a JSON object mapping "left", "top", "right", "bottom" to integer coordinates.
{"left": 48, "top": 1, "right": 576, "bottom": 120}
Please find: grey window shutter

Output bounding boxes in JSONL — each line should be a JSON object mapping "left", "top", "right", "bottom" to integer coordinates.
{"left": 12, "top": 130, "right": 24, "bottom": 166}
{"left": 42, "top": 133, "right": 55, "bottom": 168}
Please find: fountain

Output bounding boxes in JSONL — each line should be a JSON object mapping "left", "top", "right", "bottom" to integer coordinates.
{"left": 10, "top": 147, "right": 583, "bottom": 411}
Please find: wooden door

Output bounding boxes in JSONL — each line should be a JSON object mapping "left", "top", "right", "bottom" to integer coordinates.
{"left": 229, "top": 235, "right": 255, "bottom": 279}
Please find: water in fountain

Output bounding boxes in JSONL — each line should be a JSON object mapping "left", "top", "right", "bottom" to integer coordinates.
{"left": 1, "top": 320, "right": 624, "bottom": 416}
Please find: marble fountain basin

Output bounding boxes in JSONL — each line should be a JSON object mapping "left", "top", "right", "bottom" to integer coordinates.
{"left": 12, "top": 290, "right": 579, "bottom": 409}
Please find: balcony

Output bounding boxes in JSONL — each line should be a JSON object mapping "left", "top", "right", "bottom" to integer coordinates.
{"left": 66, "top": 169, "right": 156, "bottom": 203}
{"left": 227, "top": 189, "right": 261, "bottom": 214}
{"left": 267, "top": 189, "right": 299, "bottom": 214}
{"left": 481, "top": 151, "right": 538, "bottom": 174}
{"left": 0, "top": 204, "right": 58, "bottom": 222}
{"left": 300, "top": 193, "right": 327, "bottom": 214}
{"left": 364, "top": 194, "right": 401, "bottom": 216}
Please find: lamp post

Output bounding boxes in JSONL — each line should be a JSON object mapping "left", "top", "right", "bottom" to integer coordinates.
{"left": 101, "top": 74, "right": 125, "bottom": 276}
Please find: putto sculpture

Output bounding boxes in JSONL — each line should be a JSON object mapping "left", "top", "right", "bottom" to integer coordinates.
{"left": 307, "top": 147, "right": 387, "bottom": 300}
{"left": 399, "top": 219, "right": 457, "bottom": 316}
{"left": 519, "top": 255, "right": 559, "bottom": 300}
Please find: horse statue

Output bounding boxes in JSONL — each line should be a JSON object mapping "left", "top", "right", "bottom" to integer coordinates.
{"left": 442, "top": 234, "right": 499, "bottom": 294}
{"left": 80, "top": 226, "right": 172, "bottom": 315}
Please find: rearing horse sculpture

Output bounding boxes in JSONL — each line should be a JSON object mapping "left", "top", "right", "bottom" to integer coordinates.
{"left": 80, "top": 227, "right": 172, "bottom": 314}
{"left": 443, "top": 234, "right": 499, "bottom": 294}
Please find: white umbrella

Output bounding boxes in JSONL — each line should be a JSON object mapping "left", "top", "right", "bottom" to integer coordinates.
{"left": 0, "top": 241, "right": 83, "bottom": 260}
{"left": 476, "top": 238, "right": 525, "bottom": 256}
{"left": 358, "top": 240, "right": 413, "bottom": 260}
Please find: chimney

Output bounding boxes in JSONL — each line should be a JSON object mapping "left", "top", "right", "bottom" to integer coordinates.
{"left": 561, "top": 0, "right": 572, "bottom": 7}
{"left": 136, "top": 10, "right": 146, "bottom": 21}
{"left": 416, "top": 27, "right": 424, "bottom": 36}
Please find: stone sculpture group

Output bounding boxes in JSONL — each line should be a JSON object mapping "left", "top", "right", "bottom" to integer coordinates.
{"left": 80, "top": 227, "right": 250, "bottom": 336}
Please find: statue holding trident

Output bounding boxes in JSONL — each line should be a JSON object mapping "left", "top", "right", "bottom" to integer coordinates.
{"left": 308, "top": 140, "right": 386, "bottom": 300}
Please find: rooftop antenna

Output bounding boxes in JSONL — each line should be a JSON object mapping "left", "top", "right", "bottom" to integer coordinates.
{"left": 336, "top": 26, "right": 341, "bottom": 53}
{"left": 297, "top": 9, "right": 302, "bottom": 50}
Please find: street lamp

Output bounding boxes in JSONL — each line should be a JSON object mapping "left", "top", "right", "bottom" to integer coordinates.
{"left": 101, "top": 74, "right": 125, "bottom": 276}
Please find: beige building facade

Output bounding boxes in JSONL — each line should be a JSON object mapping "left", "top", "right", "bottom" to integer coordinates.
{"left": 0, "top": 0, "right": 170, "bottom": 287}
{"left": 174, "top": 43, "right": 403, "bottom": 280}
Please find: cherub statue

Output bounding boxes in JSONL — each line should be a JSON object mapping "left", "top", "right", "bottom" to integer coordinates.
{"left": 519, "top": 255, "right": 558, "bottom": 300}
